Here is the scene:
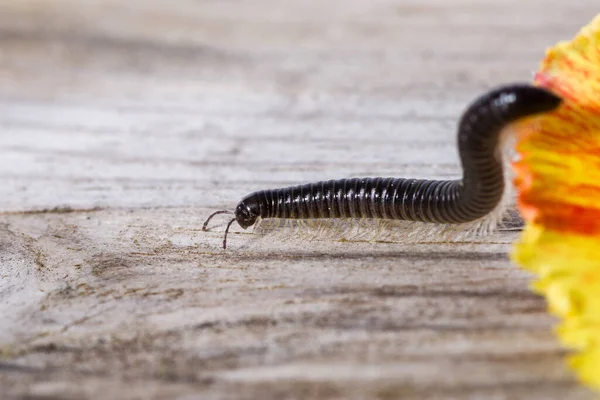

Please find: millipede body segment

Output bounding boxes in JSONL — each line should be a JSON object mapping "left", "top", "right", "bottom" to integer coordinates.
{"left": 204, "top": 84, "right": 562, "bottom": 248}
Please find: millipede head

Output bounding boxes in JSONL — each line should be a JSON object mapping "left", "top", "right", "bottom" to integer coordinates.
{"left": 202, "top": 196, "right": 261, "bottom": 249}
{"left": 234, "top": 197, "right": 260, "bottom": 230}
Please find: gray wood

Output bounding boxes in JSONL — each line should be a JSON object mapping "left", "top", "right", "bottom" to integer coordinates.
{"left": 0, "top": 1, "right": 596, "bottom": 399}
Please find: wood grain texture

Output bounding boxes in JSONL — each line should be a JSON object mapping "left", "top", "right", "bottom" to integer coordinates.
{"left": 0, "top": 1, "right": 597, "bottom": 399}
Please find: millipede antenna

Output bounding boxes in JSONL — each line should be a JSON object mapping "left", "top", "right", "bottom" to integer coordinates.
{"left": 202, "top": 210, "right": 233, "bottom": 232}
{"left": 223, "top": 218, "right": 237, "bottom": 249}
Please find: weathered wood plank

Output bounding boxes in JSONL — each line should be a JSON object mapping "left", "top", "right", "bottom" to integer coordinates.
{"left": 0, "top": 1, "right": 597, "bottom": 399}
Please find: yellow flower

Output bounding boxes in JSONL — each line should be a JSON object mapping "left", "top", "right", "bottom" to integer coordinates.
{"left": 512, "top": 14, "right": 600, "bottom": 390}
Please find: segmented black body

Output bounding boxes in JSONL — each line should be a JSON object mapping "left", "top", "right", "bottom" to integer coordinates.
{"left": 204, "top": 84, "right": 562, "bottom": 248}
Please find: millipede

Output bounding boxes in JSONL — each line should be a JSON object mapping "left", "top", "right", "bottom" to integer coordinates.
{"left": 203, "top": 83, "right": 562, "bottom": 249}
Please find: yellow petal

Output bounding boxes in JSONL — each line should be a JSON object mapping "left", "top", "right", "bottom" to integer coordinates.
{"left": 512, "top": 14, "right": 600, "bottom": 390}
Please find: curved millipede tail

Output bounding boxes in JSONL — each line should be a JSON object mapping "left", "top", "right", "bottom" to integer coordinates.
{"left": 204, "top": 83, "right": 562, "bottom": 248}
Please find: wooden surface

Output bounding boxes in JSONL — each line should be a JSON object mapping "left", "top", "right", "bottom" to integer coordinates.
{"left": 0, "top": 1, "right": 598, "bottom": 399}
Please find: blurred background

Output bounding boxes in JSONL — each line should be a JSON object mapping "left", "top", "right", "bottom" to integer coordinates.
{"left": 2, "top": 0, "right": 595, "bottom": 214}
